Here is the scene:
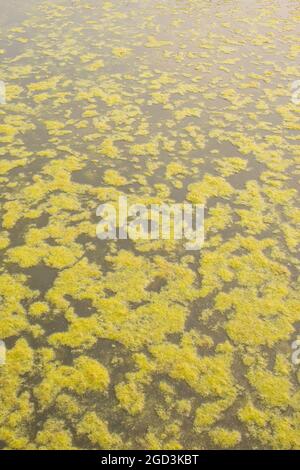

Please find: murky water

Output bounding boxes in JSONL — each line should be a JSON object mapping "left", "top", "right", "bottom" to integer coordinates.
{"left": 0, "top": 0, "right": 299, "bottom": 450}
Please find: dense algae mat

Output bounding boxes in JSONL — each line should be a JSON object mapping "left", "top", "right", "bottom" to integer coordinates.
{"left": 0, "top": 0, "right": 300, "bottom": 450}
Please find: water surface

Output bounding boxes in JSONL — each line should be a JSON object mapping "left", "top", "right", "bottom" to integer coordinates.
{"left": 0, "top": 0, "right": 299, "bottom": 450}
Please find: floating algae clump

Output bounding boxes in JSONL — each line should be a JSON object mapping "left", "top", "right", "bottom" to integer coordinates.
{"left": 77, "top": 412, "right": 122, "bottom": 449}
{"left": 209, "top": 428, "right": 241, "bottom": 449}
{"left": 34, "top": 357, "right": 109, "bottom": 410}
{"left": 187, "top": 175, "right": 234, "bottom": 204}
{"left": 103, "top": 169, "right": 128, "bottom": 186}
{"left": 0, "top": 233, "right": 9, "bottom": 250}
{"left": 115, "top": 381, "right": 145, "bottom": 416}
{"left": 36, "top": 419, "right": 74, "bottom": 450}
{"left": 29, "top": 302, "right": 50, "bottom": 318}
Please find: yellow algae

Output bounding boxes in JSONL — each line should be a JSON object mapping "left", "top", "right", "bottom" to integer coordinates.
{"left": 73, "top": 356, "right": 110, "bottom": 393}
{"left": 187, "top": 175, "right": 234, "bottom": 204}
{"left": 44, "top": 120, "right": 66, "bottom": 135}
{"left": 174, "top": 108, "right": 201, "bottom": 121}
{"left": 247, "top": 367, "right": 291, "bottom": 408}
{"left": 142, "top": 431, "right": 162, "bottom": 450}
{"left": 36, "top": 419, "right": 74, "bottom": 450}
{"left": 49, "top": 316, "right": 100, "bottom": 350}
{"left": 103, "top": 169, "right": 128, "bottom": 186}
{"left": 151, "top": 92, "right": 170, "bottom": 106}
{"left": 209, "top": 428, "right": 241, "bottom": 448}
{"left": 85, "top": 60, "right": 104, "bottom": 72}
{"left": 146, "top": 36, "right": 172, "bottom": 48}
{"left": 115, "top": 381, "right": 145, "bottom": 416}
{"left": 0, "top": 124, "right": 18, "bottom": 143}
{"left": 176, "top": 400, "right": 191, "bottom": 417}
{"left": 5, "top": 84, "right": 23, "bottom": 101}
{"left": 0, "top": 233, "right": 10, "bottom": 250}
{"left": 150, "top": 338, "right": 236, "bottom": 400}
{"left": 77, "top": 412, "right": 122, "bottom": 449}
{"left": 7, "top": 338, "right": 34, "bottom": 375}
{"left": 238, "top": 402, "right": 268, "bottom": 427}
{"left": 206, "top": 203, "right": 232, "bottom": 233}
{"left": 7, "top": 245, "right": 47, "bottom": 268}
{"left": 0, "top": 339, "right": 35, "bottom": 449}
{"left": 56, "top": 394, "right": 80, "bottom": 419}
{"left": 83, "top": 109, "right": 98, "bottom": 118}
{"left": 48, "top": 194, "right": 81, "bottom": 213}
{"left": 44, "top": 245, "right": 83, "bottom": 269}
{"left": 165, "top": 162, "right": 187, "bottom": 178}
{"left": 238, "top": 403, "right": 300, "bottom": 450}
{"left": 236, "top": 208, "right": 267, "bottom": 235}
{"left": 0, "top": 159, "right": 27, "bottom": 175}
{"left": 215, "top": 157, "right": 247, "bottom": 177}
{"left": 29, "top": 302, "right": 50, "bottom": 318}
{"left": 112, "top": 47, "right": 131, "bottom": 58}
{"left": 27, "top": 77, "right": 61, "bottom": 93}
{"left": 159, "top": 381, "right": 175, "bottom": 396}
{"left": 80, "top": 53, "right": 98, "bottom": 63}
{"left": 274, "top": 354, "right": 291, "bottom": 377}
{"left": 194, "top": 401, "right": 227, "bottom": 431}
{"left": 130, "top": 141, "right": 159, "bottom": 157}
{"left": 34, "top": 357, "right": 109, "bottom": 409}
{"left": 33, "top": 93, "right": 49, "bottom": 104}
{"left": 0, "top": 274, "right": 35, "bottom": 338}
{"left": 99, "top": 138, "right": 120, "bottom": 159}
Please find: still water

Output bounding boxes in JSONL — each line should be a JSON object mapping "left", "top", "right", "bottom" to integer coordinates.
{"left": 0, "top": 0, "right": 299, "bottom": 450}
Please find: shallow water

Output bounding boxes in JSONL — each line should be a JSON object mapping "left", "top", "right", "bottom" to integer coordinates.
{"left": 0, "top": 0, "right": 299, "bottom": 450}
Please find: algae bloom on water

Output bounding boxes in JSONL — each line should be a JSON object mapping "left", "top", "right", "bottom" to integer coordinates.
{"left": 0, "top": 0, "right": 299, "bottom": 452}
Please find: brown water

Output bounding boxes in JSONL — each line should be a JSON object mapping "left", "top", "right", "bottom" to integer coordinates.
{"left": 0, "top": 0, "right": 299, "bottom": 450}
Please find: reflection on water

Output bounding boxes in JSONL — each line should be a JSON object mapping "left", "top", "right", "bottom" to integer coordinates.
{"left": 0, "top": 0, "right": 299, "bottom": 450}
